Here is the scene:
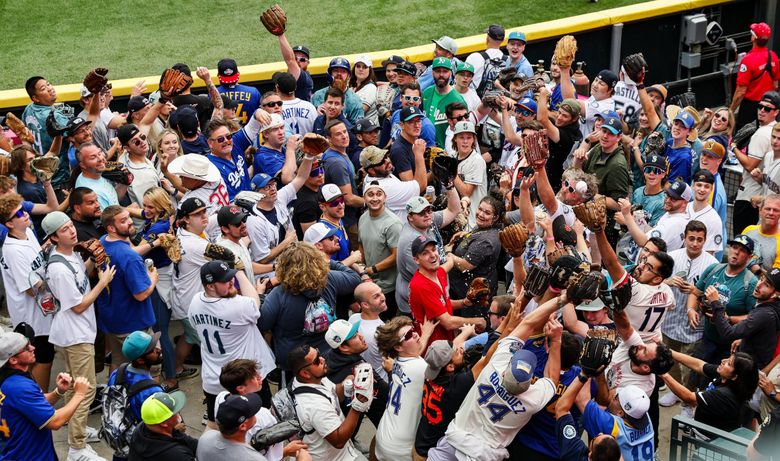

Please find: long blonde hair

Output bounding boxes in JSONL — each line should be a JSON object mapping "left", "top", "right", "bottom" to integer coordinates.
{"left": 143, "top": 186, "right": 174, "bottom": 220}
{"left": 701, "top": 106, "right": 735, "bottom": 138}
{"left": 155, "top": 129, "right": 183, "bottom": 157}
{"left": 276, "top": 242, "right": 330, "bottom": 295}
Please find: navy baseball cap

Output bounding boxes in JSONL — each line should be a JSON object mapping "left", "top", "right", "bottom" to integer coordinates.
{"left": 251, "top": 173, "right": 274, "bottom": 190}
{"left": 674, "top": 111, "right": 695, "bottom": 129}
{"left": 400, "top": 106, "right": 424, "bottom": 122}
{"left": 601, "top": 115, "right": 622, "bottom": 134}
{"left": 217, "top": 58, "right": 239, "bottom": 84}
{"left": 217, "top": 393, "right": 262, "bottom": 431}
{"left": 595, "top": 69, "right": 618, "bottom": 89}
{"left": 354, "top": 118, "right": 380, "bottom": 133}
{"left": 201, "top": 261, "right": 238, "bottom": 285}
{"left": 411, "top": 235, "right": 437, "bottom": 257}
{"left": 329, "top": 57, "right": 350, "bottom": 72}
{"left": 764, "top": 267, "right": 780, "bottom": 289}
{"left": 693, "top": 170, "right": 715, "bottom": 185}
{"left": 292, "top": 45, "right": 310, "bottom": 57}
{"left": 643, "top": 153, "right": 668, "bottom": 171}
{"left": 382, "top": 55, "right": 405, "bottom": 67}
{"left": 177, "top": 197, "right": 207, "bottom": 219}
{"left": 486, "top": 24, "right": 506, "bottom": 41}
{"left": 727, "top": 234, "right": 755, "bottom": 254}
{"left": 396, "top": 61, "right": 417, "bottom": 76}
{"left": 665, "top": 179, "right": 693, "bottom": 201}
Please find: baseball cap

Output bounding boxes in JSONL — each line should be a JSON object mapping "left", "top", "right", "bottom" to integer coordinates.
{"left": 595, "top": 69, "right": 618, "bottom": 89}
{"left": 218, "top": 58, "right": 240, "bottom": 84}
{"left": 406, "top": 196, "right": 433, "bottom": 214}
{"left": 411, "top": 235, "right": 438, "bottom": 257}
{"left": 559, "top": 98, "right": 582, "bottom": 119}
{"left": 217, "top": 205, "right": 248, "bottom": 227}
{"left": 618, "top": 385, "right": 650, "bottom": 429}
{"left": 400, "top": 106, "right": 425, "bottom": 122}
{"left": 65, "top": 116, "right": 91, "bottom": 137}
{"left": 220, "top": 94, "right": 239, "bottom": 110}
{"left": 693, "top": 169, "right": 715, "bottom": 185}
{"left": 127, "top": 96, "right": 150, "bottom": 119}
{"left": 171, "top": 106, "right": 199, "bottom": 138}
{"left": 643, "top": 153, "right": 669, "bottom": 171}
{"left": 431, "top": 57, "right": 452, "bottom": 71}
{"left": 396, "top": 61, "right": 417, "bottom": 76}
{"left": 424, "top": 340, "right": 455, "bottom": 380}
{"left": 272, "top": 72, "right": 297, "bottom": 94}
{"left": 381, "top": 55, "right": 405, "bottom": 67}
{"left": 761, "top": 91, "right": 780, "bottom": 109}
{"left": 601, "top": 115, "right": 622, "bottom": 134}
{"left": 486, "top": 24, "right": 505, "bottom": 41}
{"left": 172, "top": 63, "right": 192, "bottom": 77}
{"left": 432, "top": 36, "right": 458, "bottom": 55}
{"left": 329, "top": 57, "right": 350, "bottom": 73}
{"left": 201, "top": 260, "right": 238, "bottom": 285}
{"left": 552, "top": 215, "right": 577, "bottom": 246}
{"left": 14, "top": 322, "right": 35, "bottom": 341}
{"left": 178, "top": 197, "right": 208, "bottom": 218}
{"left": 80, "top": 85, "right": 92, "bottom": 98}
{"left": 234, "top": 190, "right": 265, "bottom": 204}
{"left": 455, "top": 62, "right": 475, "bottom": 75}
{"left": 354, "top": 118, "right": 380, "bottom": 134}
{"left": 673, "top": 111, "right": 695, "bottom": 129}
{"left": 360, "top": 145, "right": 388, "bottom": 168}
{"left": 217, "top": 393, "right": 262, "bottom": 431}
{"left": 453, "top": 121, "right": 476, "bottom": 136}
{"left": 507, "top": 31, "right": 527, "bottom": 43}
{"left": 122, "top": 330, "right": 161, "bottom": 361}
{"left": 292, "top": 45, "right": 310, "bottom": 57}
{"left": 504, "top": 349, "right": 537, "bottom": 395}
{"left": 727, "top": 234, "right": 755, "bottom": 254}
{"left": 576, "top": 298, "right": 606, "bottom": 311}
{"left": 259, "top": 113, "right": 285, "bottom": 133}
{"left": 41, "top": 211, "right": 71, "bottom": 239}
{"left": 325, "top": 319, "right": 361, "bottom": 349}
{"left": 319, "top": 183, "right": 344, "bottom": 203}
{"left": 117, "top": 123, "right": 141, "bottom": 146}
{"left": 0, "top": 332, "right": 29, "bottom": 368}
{"left": 750, "top": 22, "right": 772, "bottom": 40}
{"left": 355, "top": 55, "right": 372, "bottom": 67}
{"left": 764, "top": 267, "right": 780, "bottom": 289}
{"left": 251, "top": 173, "right": 275, "bottom": 191}
{"left": 517, "top": 97, "right": 538, "bottom": 114}
{"left": 665, "top": 179, "right": 693, "bottom": 201}
{"left": 141, "top": 391, "right": 187, "bottom": 425}
{"left": 701, "top": 139, "right": 726, "bottom": 159}
{"left": 303, "top": 222, "right": 339, "bottom": 244}
{"left": 646, "top": 84, "right": 668, "bottom": 102}
{"left": 363, "top": 180, "right": 386, "bottom": 195}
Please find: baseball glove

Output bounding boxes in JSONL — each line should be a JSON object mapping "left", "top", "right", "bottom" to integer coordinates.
{"left": 733, "top": 121, "right": 758, "bottom": 150}
{"left": 547, "top": 245, "right": 574, "bottom": 266}
{"left": 579, "top": 329, "right": 618, "bottom": 377}
{"left": 158, "top": 234, "right": 182, "bottom": 263}
{"left": 424, "top": 146, "right": 445, "bottom": 171}
{"left": 205, "top": 243, "right": 238, "bottom": 269}
{"left": 376, "top": 85, "right": 397, "bottom": 120}
{"left": 572, "top": 195, "right": 607, "bottom": 232}
{"left": 45, "top": 111, "right": 68, "bottom": 138}
{"left": 550, "top": 256, "right": 587, "bottom": 290}
{"left": 5, "top": 113, "right": 34, "bottom": 144}
{"left": 301, "top": 133, "right": 330, "bottom": 156}
{"left": 234, "top": 191, "right": 263, "bottom": 215}
{"left": 0, "top": 156, "right": 9, "bottom": 176}
{"left": 498, "top": 223, "right": 530, "bottom": 258}
{"left": 250, "top": 420, "right": 301, "bottom": 453}
{"left": 30, "top": 156, "right": 60, "bottom": 182}
{"left": 466, "top": 277, "right": 491, "bottom": 308}
{"left": 244, "top": 146, "right": 256, "bottom": 168}
{"left": 644, "top": 131, "right": 667, "bottom": 158}
{"left": 601, "top": 275, "right": 633, "bottom": 313}
{"left": 524, "top": 264, "right": 551, "bottom": 298}
{"left": 101, "top": 162, "right": 134, "bottom": 185}
{"left": 351, "top": 362, "right": 374, "bottom": 413}
{"left": 553, "top": 35, "right": 578, "bottom": 69}
{"left": 432, "top": 155, "right": 458, "bottom": 189}
{"left": 622, "top": 53, "right": 647, "bottom": 85}
{"left": 74, "top": 239, "right": 108, "bottom": 266}
{"left": 83, "top": 68, "right": 109, "bottom": 94}
{"left": 566, "top": 270, "right": 606, "bottom": 305}
{"left": 481, "top": 90, "right": 504, "bottom": 110}
{"left": 260, "top": 4, "right": 287, "bottom": 36}
{"left": 523, "top": 129, "right": 549, "bottom": 166}
{"left": 158, "top": 68, "right": 193, "bottom": 102}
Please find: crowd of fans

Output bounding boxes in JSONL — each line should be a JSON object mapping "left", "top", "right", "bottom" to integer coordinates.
{"left": 0, "top": 18, "right": 779, "bottom": 461}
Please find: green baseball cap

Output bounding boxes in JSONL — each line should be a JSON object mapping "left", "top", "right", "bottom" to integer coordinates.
{"left": 456, "top": 62, "right": 475, "bottom": 75}
{"left": 431, "top": 57, "right": 452, "bottom": 71}
{"left": 141, "top": 391, "right": 187, "bottom": 425}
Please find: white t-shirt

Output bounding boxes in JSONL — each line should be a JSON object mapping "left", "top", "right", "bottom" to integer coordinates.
{"left": 662, "top": 248, "right": 718, "bottom": 343}
{"left": 459, "top": 88, "right": 481, "bottom": 112}
{"left": 375, "top": 356, "right": 427, "bottom": 461}
{"left": 218, "top": 237, "right": 255, "bottom": 282}
{"left": 446, "top": 338, "right": 556, "bottom": 454}
{"left": 613, "top": 81, "right": 641, "bottom": 125}
{"left": 47, "top": 250, "right": 95, "bottom": 347}
{"left": 363, "top": 174, "right": 420, "bottom": 222}
{"left": 356, "top": 83, "right": 379, "bottom": 126}
{"left": 737, "top": 121, "right": 776, "bottom": 201}
{"left": 647, "top": 211, "right": 688, "bottom": 252}
{"left": 457, "top": 150, "right": 487, "bottom": 229}
{"left": 246, "top": 184, "right": 297, "bottom": 270}
{"left": 188, "top": 292, "right": 275, "bottom": 394}
{"left": 281, "top": 98, "right": 318, "bottom": 136}
{"left": 580, "top": 96, "right": 615, "bottom": 139}
{"left": 291, "top": 378, "right": 364, "bottom": 461}
{"left": 621, "top": 275, "right": 675, "bottom": 342}
{"left": 171, "top": 228, "right": 209, "bottom": 320}
{"left": 214, "top": 391, "right": 283, "bottom": 461}
{"left": 348, "top": 314, "right": 387, "bottom": 382}
{"left": 118, "top": 152, "right": 161, "bottom": 228}
{"left": 465, "top": 48, "right": 505, "bottom": 91}
{"left": 686, "top": 202, "right": 725, "bottom": 252}
{"left": 605, "top": 329, "right": 655, "bottom": 396}
{"left": 0, "top": 228, "right": 51, "bottom": 336}
{"left": 761, "top": 150, "right": 780, "bottom": 195}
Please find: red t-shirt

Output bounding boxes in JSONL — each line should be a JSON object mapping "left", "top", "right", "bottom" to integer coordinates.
{"left": 736, "top": 46, "right": 779, "bottom": 101}
{"left": 409, "top": 267, "right": 455, "bottom": 344}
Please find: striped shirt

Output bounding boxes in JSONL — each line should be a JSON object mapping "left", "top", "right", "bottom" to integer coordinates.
{"left": 661, "top": 248, "right": 718, "bottom": 343}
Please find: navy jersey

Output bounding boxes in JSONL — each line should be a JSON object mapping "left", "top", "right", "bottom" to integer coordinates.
{"left": 218, "top": 83, "right": 261, "bottom": 125}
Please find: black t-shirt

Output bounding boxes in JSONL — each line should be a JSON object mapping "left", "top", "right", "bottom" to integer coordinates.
{"left": 72, "top": 217, "right": 106, "bottom": 242}
{"left": 754, "top": 405, "right": 780, "bottom": 457}
{"left": 296, "top": 71, "right": 313, "bottom": 102}
{"left": 548, "top": 122, "right": 583, "bottom": 191}
{"left": 389, "top": 136, "right": 415, "bottom": 176}
{"left": 415, "top": 368, "right": 475, "bottom": 456}
{"left": 448, "top": 227, "right": 501, "bottom": 299}
{"left": 292, "top": 186, "right": 322, "bottom": 240}
{"left": 694, "top": 363, "right": 745, "bottom": 431}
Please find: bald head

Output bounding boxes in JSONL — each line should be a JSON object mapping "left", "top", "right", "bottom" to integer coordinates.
{"left": 354, "top": 282, "right": 387, "bottom": 316}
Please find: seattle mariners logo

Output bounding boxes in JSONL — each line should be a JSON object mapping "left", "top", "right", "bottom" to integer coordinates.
{"left": 714, "top": 235, "right": 722, "bottom": 245}
{"left": 563, "top": 424, "right": 577, "bottom": 439}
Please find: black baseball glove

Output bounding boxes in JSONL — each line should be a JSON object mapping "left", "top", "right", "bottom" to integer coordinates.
{"left": 567, "top": 270, "right": 605, "bottom": 305}
{"left": 579, "top": 329, "right": 618, "bottom": 377}
{"left": 524, "top": 264, "right": 551, "bottom": 298}
{"left": 432, "top": 155, "right": 458, "bottom": 190}
{"left": 622, "top": 53, "right": 647, "bottom": 84}
{"left": 600, "top": 276, "right": 633, "bottom": 313}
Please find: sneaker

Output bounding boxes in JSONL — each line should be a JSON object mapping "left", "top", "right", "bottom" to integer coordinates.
{"left": 67, "top": 445, "right": 106, "bottom": 461}
{"left": 176, "top": 367, "right": 199, "bottom": 380}
{"left": 202, "top": 410, "right": 208, "bottom": 426}
{"left": 659, "top": 391, "right": 680, "bottom": 407}
{"left": 680, "top": 403, "right": 695, "bottom": 419}
{"left": 658, "top": 384, "right": 668, "bottom": 392}
{"left": 85, "top": 426, "right": 101, "bottom": 443}
{"left": 161, "top": 381, "right": 180, "bottom": 393}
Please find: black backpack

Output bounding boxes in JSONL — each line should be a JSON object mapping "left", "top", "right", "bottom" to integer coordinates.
{"left": 476, "top": 51, "right": 511, "bottom": 97}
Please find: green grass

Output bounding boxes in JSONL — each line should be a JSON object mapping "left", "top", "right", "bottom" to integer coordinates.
{"left": 1, "top": 0, "right": 647, "bottom": 90}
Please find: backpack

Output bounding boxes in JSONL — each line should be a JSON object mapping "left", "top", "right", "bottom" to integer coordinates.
{"left": 270, "top": 384, "right": 331, "bottom": 436}
{"left": 476, "top": 51, "right": 510, "bottom": 97}
{"left": 99, "top": 363, "right": 159, "bottom": 457}
{"left": 302, "top": 297, "right": 336, "bottom": 335}
{"left": 29, "top": 252, "right": 85, "bottom": 317}
{"left": 699, "top": 263, "right": 754, "bottom": 294}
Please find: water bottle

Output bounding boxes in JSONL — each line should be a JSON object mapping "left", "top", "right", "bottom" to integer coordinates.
{"left": 424, "top": 186, "right": 435, "bottom": 203}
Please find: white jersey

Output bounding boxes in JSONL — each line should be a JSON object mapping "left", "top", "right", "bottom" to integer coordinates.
{"left": 171, "top": 229, "right": 210, "bottom": 320}
{"left": 0, "top": 228, "right": 51, "bottom": 336}
{"left": 459, "top": 88, "right": 481, "bottom": 112}
{"left": 605, "top": 330, "right": 655, "bottom": 396}
{"left": 47, "top": 250, "right": 95, "bottom": 348}
{"left": 457, "top": 150, "right": 488, "bottom": 229}
{"left": 737, "top": 121, "right": 776, "bottom": 201}
{"left": 613, "top": 81, "right": 641, "bottom": 126}
{"left": 580, "top": 96, "right": 615, "bottom": 139}
{"left": 647, "top": 212, "right": 688, "bottom": 252}
{"left": 620, "top": 274, "right": 675, "bottom": 342}
{"left": 246, "top": 183, "right": 296, "bottom": 269}
{"left": 281, "top": 98, "right": 318, "bottom": 135}
{"left": 364, "top": 174, "right": 420, "bottom": 222}
{"left": 217, "top": 236, "right": 255, "bottom": 282}
{"left": 118, "top": 152, "right": 161, "bottom": 228}
{"left": 446, "top": 338, "right": 556, "bottom": 454}
{"left": 374, "top": 356, "right": 427, "bottom": 461}
{"left": 349, "top": 314, "right": 388, "bottom": 382}
{"left": 686, "top": 202, "right": 725, "bottom": 252}
{"left": 215, "top": 391, "right": 283, "bottom": 461}
{"left": 188, "top": 292, "right": 275, "bottom": 394}
{"left": 181, "top": 179, "right": 229, "bottom": 240}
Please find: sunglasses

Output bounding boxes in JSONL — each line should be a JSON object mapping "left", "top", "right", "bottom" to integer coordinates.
{"left": 562, "top": 180, "right": 576, "bottom": 194}
{"left": 297, "top": 57, "right": 309, "bottom": 63}
{"left": 326, "top": 197, "right": 345, "bottom": 207}
{"left": 713, "top": 114, "right": 729, "bottom": 122}
{"left": 210, "top": 132, "right": 233, "bottom": 144}
{"left": 487, "top": 311, "right": 501, "bottom": 317}
{"left": 263, "top": 101, "right": 284, "bottom": 108}
{"left": 398, "top": 327, "right": 416, "bottom": 344}
{"left": 449, "top": 114, "right": 467, "bottom": 122}
{"left": 368, "top": 155, "right": 390, "bottom": 169}
{"left": 758, "top": 104, "right": 777, "bottom": 112}
{"left": 402, "top": 95, "right": 421, "bottom": 102}
{"left": 301, "top": 350, "right": 322, "bottom": 370}
{"left": 130, "top": 133, "right": 147, "bottom": 147}
{"left": 644, "top": 167, "right": 664, "bottom": 175}
{"left": 9, "top": 209, "right": 25, "bottom": 220}
{"left": 516, "top": 108, "right": 533, "bottom": 117}
{"left": 310, "top": 166, "right": 324, "bottom": 177}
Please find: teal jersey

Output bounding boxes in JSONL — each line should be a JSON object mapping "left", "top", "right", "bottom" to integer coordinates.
{"left": 582, "top": 400, "right": 654, "bottom": 461}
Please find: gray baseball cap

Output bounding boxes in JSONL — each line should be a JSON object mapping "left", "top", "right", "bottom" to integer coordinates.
{"left": 0, "top": 332, "right": 29, "bottom": 367}
{"left": 424, "top": 340, "right": 454, "bottom": 380}
{"left": 41, "top": 211, "right": 71, "bottom": 239}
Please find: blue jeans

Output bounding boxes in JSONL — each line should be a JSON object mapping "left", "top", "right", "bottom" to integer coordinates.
{"left": 151, "top": 290, "right": 176, "bottom": 380}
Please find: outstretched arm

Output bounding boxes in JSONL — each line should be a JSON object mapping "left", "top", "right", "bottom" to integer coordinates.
{"left": 278, "top": 33, "right": 302, "bottom": 80}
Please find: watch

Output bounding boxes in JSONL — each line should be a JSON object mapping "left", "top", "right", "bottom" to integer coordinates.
{"left": 770, "top": 391, "right": 777, "bottom": 400}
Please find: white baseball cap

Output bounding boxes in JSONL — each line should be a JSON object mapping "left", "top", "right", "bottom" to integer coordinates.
{"left": 618, "top": 385, "right": 650, "bottom": 429}
{"left": 0, "top": 332, "right": 29, "bottom": 367}
{"left": 303, "top": 222, "right": 339, "bottom": 244}
{"left": 259, "top": 113, "right": 285, "bottom": 133}
{"left": 325, "top": 319, "right": 361, "bottom": 349}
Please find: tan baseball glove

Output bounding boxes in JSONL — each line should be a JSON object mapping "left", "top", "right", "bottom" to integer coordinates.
{"left": 5, "top": 113, "right": 34, "bottom": 144}
{"left": 301, "top": 133, "right": 330, "bottom": 156}
{"left": 75, "top": 239, "right": 108, "bottom": 266}
{"left": 572, "top": 195, "right": 607, "bottom": 232}
{"left": 523, "top": 129, "right": 549, "bottom": 167}
{"left": 260, "top": 4, "right": 287, "bottom": 36}
{"left": 158, "top": 68, "right": 193, "bottom": 101}
{"left": 158, "top": 234, "right": 182, "bottom": 263}
{"left": 499, "top": 223, "right": 530, "bottom": 258}
{"left": 466, "top": 277, "right": 491, "bottom": 308}
{"left": 553, "top": 35, "right": 578, "bottom": 69}
{"left": 30, "top": 156, "right": 60, "bottom": 182}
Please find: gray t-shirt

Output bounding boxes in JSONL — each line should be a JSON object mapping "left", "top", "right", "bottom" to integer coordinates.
{"left": 358, "top": 209, "right": 402, "bottom": 293}
{"left": 395, "top": 212, "right": 445, "bottom": 313}
{"left": 196, "top": 430, "right": 267, "bottom": 460}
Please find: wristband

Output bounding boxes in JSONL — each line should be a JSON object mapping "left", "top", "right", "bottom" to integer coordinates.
{"left": 54, "top": 388, "right": 65, "bottom": 397}
{"left": 636, "top": 83, "right": 645, "bottom": 90}
{"left": 769, "top": 391, "right": 777, "bottom": 399}
{"left": 545, "top": 236, "right": 555, "bottom": 241}
{"left": 371, "top": 265, "right": 378, "bottom": 274}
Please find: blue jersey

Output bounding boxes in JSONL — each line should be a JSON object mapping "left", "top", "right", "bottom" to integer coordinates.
{"left": 664, "top": 141, "right": 694, "bottom": 184}
{"left": 208, "top": 152, "right": 249, "bottom": 200}
{"left": 582, "top": 400, "right": 654, "bottom": 461}
{"left": 107, "top": 366, "right": 162, "bottom": 421}
{"left": 0, "top": 372, "right": 57, "bottom": 460}
{"left": 218, "top": 83, "right": 261, "bottom": 125}
{"left": 557, "top": 413, "right": 589, "bottom": 461}
{"left": 318, "top": 219, "right": 350, "bottom": 261}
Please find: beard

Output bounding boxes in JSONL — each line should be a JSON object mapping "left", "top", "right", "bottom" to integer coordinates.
{"left": 116, "top": 225, "right": 136, "bottom": 238}
{"left": 221, "top": 288, "right": 238, "bottom": 298}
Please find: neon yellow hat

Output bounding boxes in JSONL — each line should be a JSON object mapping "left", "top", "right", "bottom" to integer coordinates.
{"left": 141, "top": 391, "right": 186, "bottom": 425}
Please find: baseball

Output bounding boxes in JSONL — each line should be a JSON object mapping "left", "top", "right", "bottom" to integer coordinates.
{"left": 575, "top": 181, "right": 588, "bottom": 194}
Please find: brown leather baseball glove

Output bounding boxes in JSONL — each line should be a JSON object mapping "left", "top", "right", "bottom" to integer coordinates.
{"left": 260, "top": 4, "right": 287, "bottom": 36}
{"left": 499, "top": 223, "right": 530, "bottom": 258}
{"left": 572, "top": 195, "right": 607, "bottom": 232}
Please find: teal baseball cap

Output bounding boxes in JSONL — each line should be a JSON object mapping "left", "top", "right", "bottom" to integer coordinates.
{"left": 122, "top": 330, "right": 161, "bottom": 361}
{"left": 508, "top": 31, "right": 527, "bottom": 43}
{"left": 431, "top": 57, "right": 452, "bottom": 71}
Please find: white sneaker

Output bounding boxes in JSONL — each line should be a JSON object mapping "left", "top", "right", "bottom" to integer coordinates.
{"left": 659, "top": 391, "right": 681, "bottom": 407}
{"left": 67, "top": 445, "right": 106, "bottom": 461}
{"left": 84, "top": 426, "right": 101, "bottom": 443}
{"left": 680, "top": 404, "right": 695, "bottom": 419}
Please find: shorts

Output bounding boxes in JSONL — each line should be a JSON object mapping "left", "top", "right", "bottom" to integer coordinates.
{"left": 176, "top": 319, "right": 200, "bottom": 345}
{"left": 33, "top": 336, "right": 55, "bottom": 364}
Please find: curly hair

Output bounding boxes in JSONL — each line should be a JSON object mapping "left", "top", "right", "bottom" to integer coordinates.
{"left": 276, "top": 242, "right": 330, "bottom": 295}
{"left": 0, "top": 193, "right": 24, "bottom": 223}
{"left": 143, "top": 187, "right": 174, "bottom": 220}
{"left": 376, "top": 316, "right": 413, "bottom": 359}
{"left": 559, "top": 168, "right": 598, "bottom": 202}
